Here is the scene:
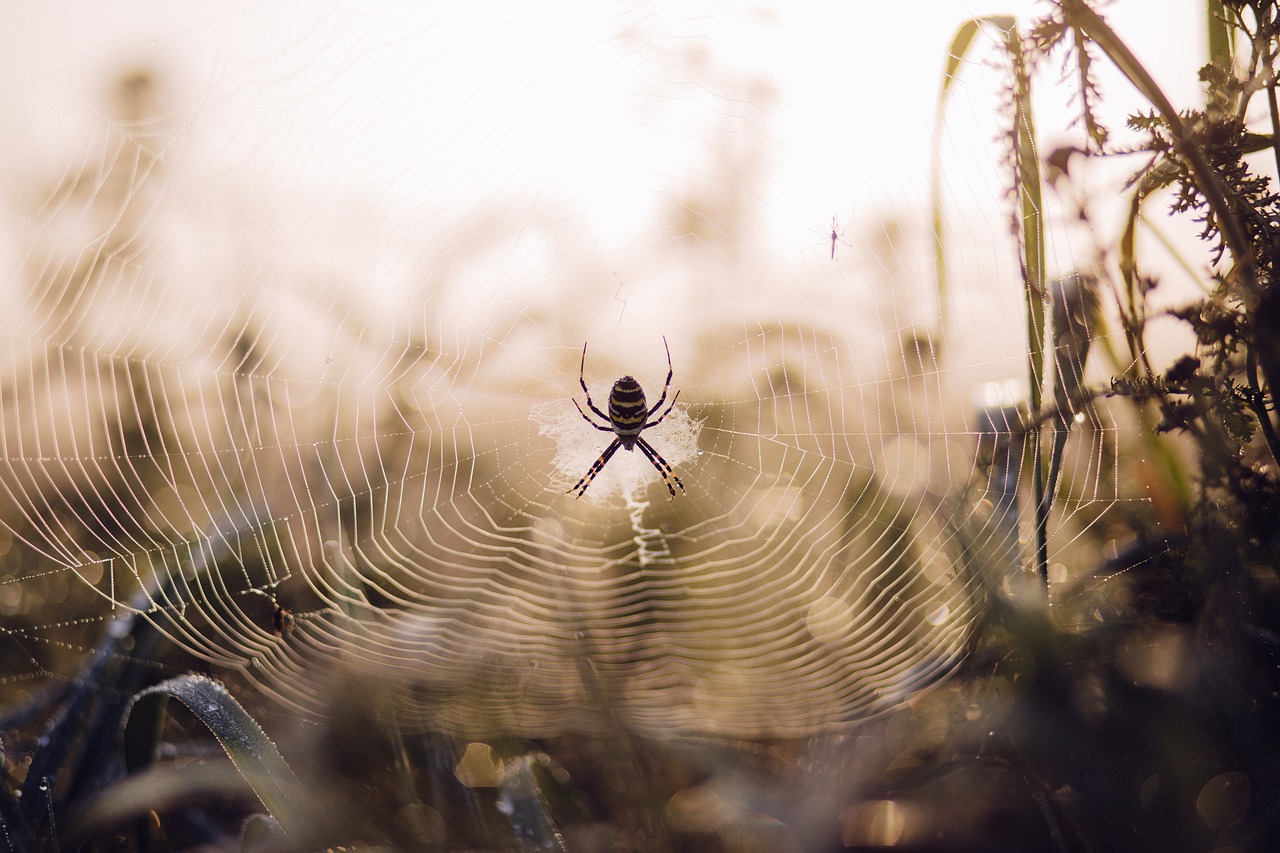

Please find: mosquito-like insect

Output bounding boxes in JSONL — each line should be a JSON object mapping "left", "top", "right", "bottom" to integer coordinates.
{"left": 828, "top": 213, "right": 850, "bottom": 260}
{"left": 568, "top": 337, "right": 685, "bottom": 498}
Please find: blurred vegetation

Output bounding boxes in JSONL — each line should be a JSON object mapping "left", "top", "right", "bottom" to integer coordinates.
{"left": 4, "top": 0, "right": 1280, "bottom": 850}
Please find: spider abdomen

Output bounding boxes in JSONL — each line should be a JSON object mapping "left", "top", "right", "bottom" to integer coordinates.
{"left": 608, "top": 375, "right": 648, "bottom": 442}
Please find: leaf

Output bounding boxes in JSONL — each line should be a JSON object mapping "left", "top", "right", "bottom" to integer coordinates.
{"left": 0, "top": 776, "right": 38, "bottom": 853}
{"left": 1062, "top": 0, "right": 1252, "bottom": 290}
{"left": 498, "top": 755, "right": 568, "bottom": 853}
{"left": 123, "top": 675, "right": 305, "bottom": 838}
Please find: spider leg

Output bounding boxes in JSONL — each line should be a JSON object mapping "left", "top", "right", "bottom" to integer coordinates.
{"left": 644, "top": 388, "right": 680, "bottom": 428}
{"left": 635, "top": 436, "right": 685, "bottom": 497}
{"left": 578, "top": 342, "right": 611, "bottom": 422}
{"left": 645, "top": 336, "right": 676, "bottom": 418}
{"left": 568, "top": 437, "right": 623, "bottom": 497}
{"left": 574, "top": 399, "right": 615, "bottom": 432}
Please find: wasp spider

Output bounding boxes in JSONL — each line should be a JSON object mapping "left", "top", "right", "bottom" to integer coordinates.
{"left": 568, "top": 337, "right": 686, "bottom": 498}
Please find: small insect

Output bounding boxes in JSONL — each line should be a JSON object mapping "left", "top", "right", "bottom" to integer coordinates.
{"left": 568, "top": 337, "right": 686, "bottom": 498}
{"left": 272, "top": 603, "right": 294, "bottom": 638}
{"left": 828, "top": 214, "right": 847, "bottom": 260}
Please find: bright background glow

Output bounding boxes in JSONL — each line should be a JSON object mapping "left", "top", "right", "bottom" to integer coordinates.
{"left": 3, "top": 0, "right": 1204, "bottom": 254}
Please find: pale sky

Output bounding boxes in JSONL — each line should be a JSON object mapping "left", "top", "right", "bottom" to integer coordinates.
{"left": 3, "top": 1, "right": 1207, "bottom": 242}
{"left": 0, "top": 0, "right": 1215, "bottom": 383}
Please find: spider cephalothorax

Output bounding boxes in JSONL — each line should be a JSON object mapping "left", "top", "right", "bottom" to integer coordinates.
{"left": 568, "top": 338, "right": 685, "bottom": 498}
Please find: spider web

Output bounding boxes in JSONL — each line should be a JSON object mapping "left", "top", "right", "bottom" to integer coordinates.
{"left": 0, "top": 0, "right": 1193, "bottom": 738}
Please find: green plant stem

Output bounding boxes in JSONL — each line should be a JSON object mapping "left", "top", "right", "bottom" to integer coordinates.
{"left": 1009, "top": 26, "right": 1048, "bottom": 593}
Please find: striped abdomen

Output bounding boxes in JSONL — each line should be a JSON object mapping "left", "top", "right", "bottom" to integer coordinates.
{"left": 608, "top": 375, "right": 648, "bottom": 446}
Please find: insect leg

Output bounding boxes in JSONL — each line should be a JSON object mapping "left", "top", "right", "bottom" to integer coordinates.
{"left": 635, "top": 436, "right": 685, "bottom": 497}
{"left": 568, "top": 437, "right": 623, "bottom": 497}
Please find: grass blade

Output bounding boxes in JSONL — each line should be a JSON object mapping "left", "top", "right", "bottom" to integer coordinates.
{"left": 124, "top": 675, "right": 304, "bottom": 838}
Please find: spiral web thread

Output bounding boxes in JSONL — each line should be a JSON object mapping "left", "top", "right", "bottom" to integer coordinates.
{"left": 0, "top": 1, "right": 1142, "bottom": 738}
